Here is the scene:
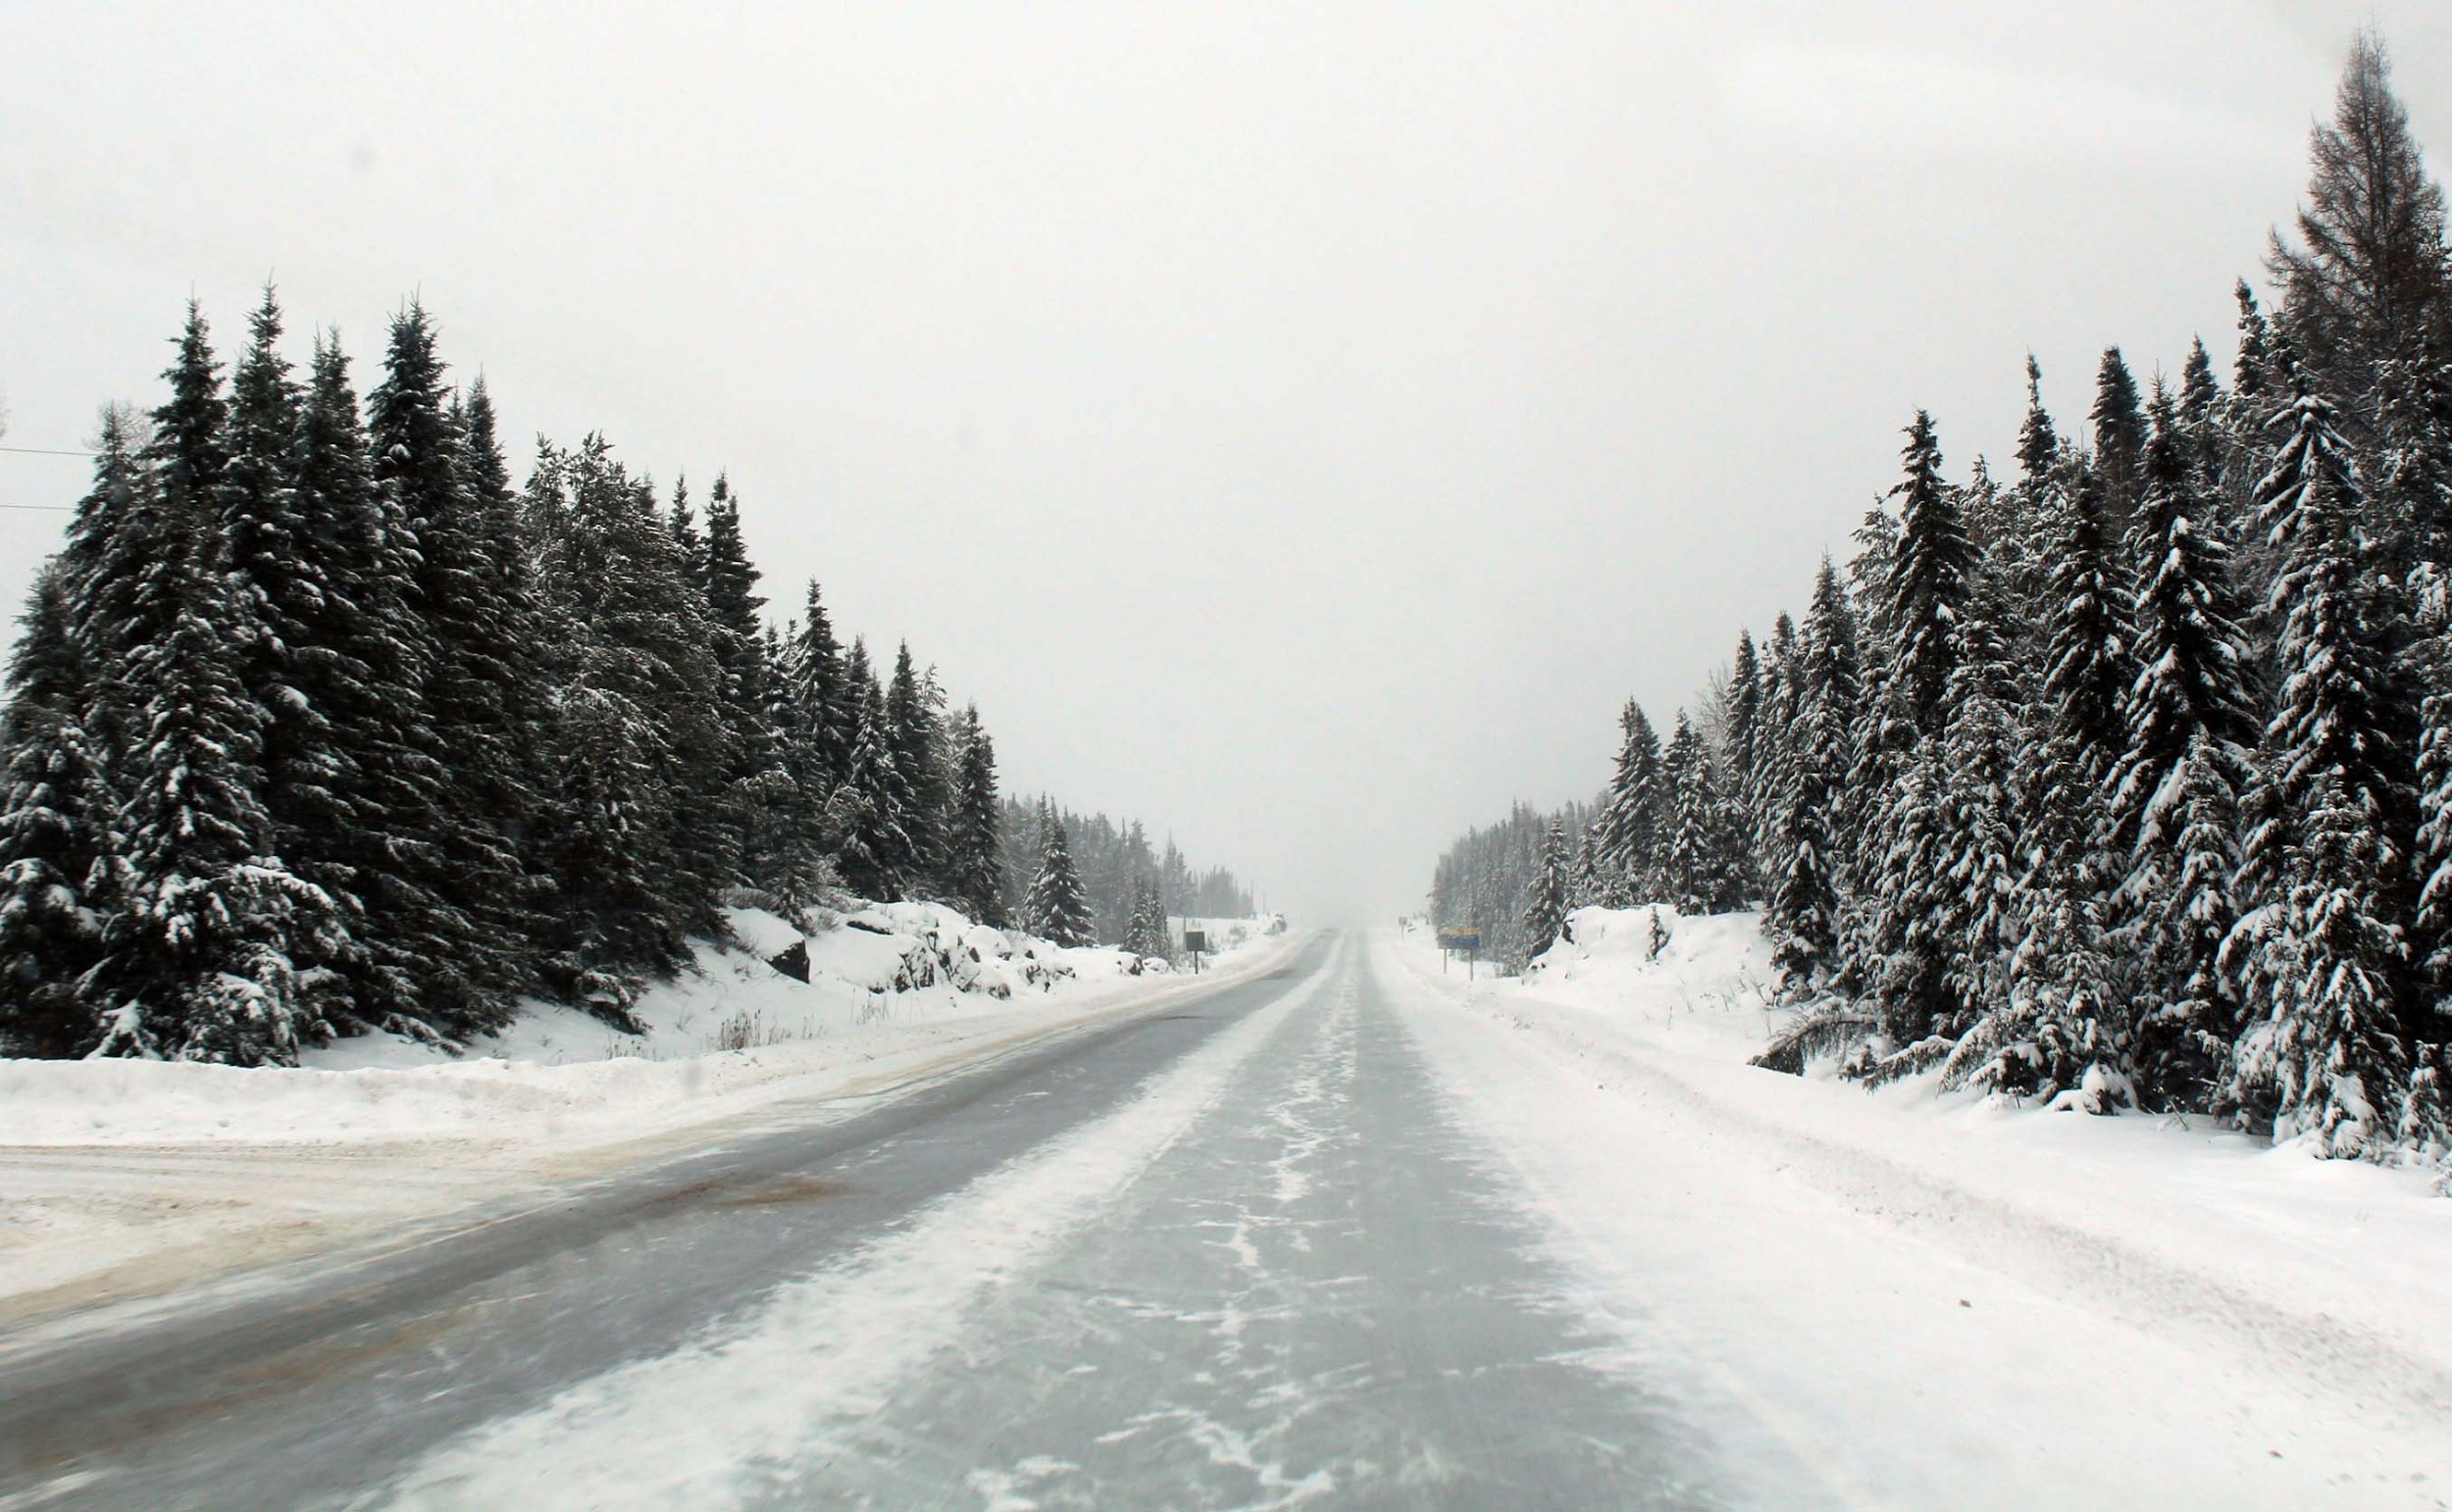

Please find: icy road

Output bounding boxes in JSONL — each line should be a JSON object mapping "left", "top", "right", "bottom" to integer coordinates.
{"left": 3, "top": 931, "right": 2445, "bottom": 1509}
{"left": 0, "top": 934, "right": 1785, "bottom": 1509}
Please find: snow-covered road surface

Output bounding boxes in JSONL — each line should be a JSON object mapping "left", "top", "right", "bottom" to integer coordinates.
{"left": 3, "top": 929, "right": 2445, "bottom": 1509}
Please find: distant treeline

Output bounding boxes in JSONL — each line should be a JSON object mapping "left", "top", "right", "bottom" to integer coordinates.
{"left": 998, "top": 797, "right": 1255, "bottom": 940}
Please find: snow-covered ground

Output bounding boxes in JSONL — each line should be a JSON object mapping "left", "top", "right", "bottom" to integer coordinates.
{"left": 0, "top": 906, "right": 1292, "bottom": 1328}
{"left": 1390, "top": 908, "right": 2452, "bottom": 1507}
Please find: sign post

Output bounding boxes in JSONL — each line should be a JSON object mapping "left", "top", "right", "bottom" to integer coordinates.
{"left": 1183, "top": 927, "right": 1206, "bottom": 975}
{"left": 1435, "top": 927, "right": 1482, "bottom": 979}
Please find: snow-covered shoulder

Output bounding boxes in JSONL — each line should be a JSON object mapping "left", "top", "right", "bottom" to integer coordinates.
{"left": 0, "top": 905, "right": 1296, "bottom": 1326}
{"left": 1398, "top": 908, "right": 2452, "bottom": 1393}
{"left": 0, "top": 902, "right": 1282, "bottom": 1143}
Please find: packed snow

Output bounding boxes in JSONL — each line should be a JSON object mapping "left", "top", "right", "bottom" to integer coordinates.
{"left": 1394, "top": 908, "right": 2452, "bottom": 1506}
{"left": 376, "top": 952, "right": 1331, "bottom": 1508}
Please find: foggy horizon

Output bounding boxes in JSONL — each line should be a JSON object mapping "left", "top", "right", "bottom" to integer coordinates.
{"left": 8, "top": 2, "right": 2449, "bottom": 924}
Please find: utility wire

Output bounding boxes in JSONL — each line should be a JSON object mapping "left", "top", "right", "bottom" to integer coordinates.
{"left": 0, "top": 446, "right": 95, "bottom": 458}
{"left": 0, "top": 504, "right": 74, "bottom": 512}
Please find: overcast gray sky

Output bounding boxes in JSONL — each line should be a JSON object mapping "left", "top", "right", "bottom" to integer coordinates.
{"left": 4, "top": 1, "right": 2448, "bottom": 924}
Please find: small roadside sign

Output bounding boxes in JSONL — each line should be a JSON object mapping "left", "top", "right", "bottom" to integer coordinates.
{"left": 1183, "top": 930, "right": 1207, "bottom": 953}
{"left": 1437, "top": 926, "right": 1482, "bottom": 980}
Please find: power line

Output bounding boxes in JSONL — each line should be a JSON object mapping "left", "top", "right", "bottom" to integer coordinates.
{"left": 0, "top": 504, "right": 73, "bottom": 512}
{"left": 0, "top": 445, "right": 95, "bottom": 458}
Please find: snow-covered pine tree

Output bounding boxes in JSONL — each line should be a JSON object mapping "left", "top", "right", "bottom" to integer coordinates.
{"left": 2111, "top": 389, "right": 2263, "bottom": 1108}
{"left": 1724, "top": 630, "right": 1763, "bottom": 898}
{"left": 1767, "top": 558, "right": 1859, "bottom": 996}
{"left": 943, "top": 704, "right": 1006, "bottom": 926}
{"left": 2000, "top": 453, "right": 2138, "bottom": 1098}
{"left": 830, "top": 643, "right": 915, "bottom": 902}
{"left": 0, "top": 564, "right": 114, "bottom": 1056}
{"left": 2222, "top": 370, "right": 2434, "bottom": 1154}
{"left": 1839, "top": 414, "right": 1973, "bottom": 1036}
{"left": 1916, "top": 601, "right": 2029, "bottom": 1088}
{"left": 1957, "top": 459, "right": 2135, "bottom": 1107}
{"left": 665, "top": 476, "right": 706, "bottom": 590}
{"left": 885, "top": 642, "right": 949, "bottom": 890}
{"left": 525, "top": 435, "right": 734, "bottom": 999}
{"left": 1569, "top": 824, "right": 1600, "bottom": 908}
{"left": 696, "top": 473, "right": 794, "bottom": 891}
{"left": 1024, "top": 804, "right": 1095, "bottom": 947}
{"left": 2178, "top": 336, "right": 2230, "bottom": 495}
{"left": 1750, "top": 612, "right": 1800, "bottom": 882}
{"left": 1522, "top": 817, "right": 1570, "bottom": 956}
{"left": 88, "top": 308, "right": 342, "bottom": 1062}
{"left": 2375, "top": 351, "right": 2452, "bottom": 587}
{"left": 1858, "top": 735, "right": 1954, "bottom": 1071}
{"left": 1882, "top": 411, "right": 1972, "bottom": 742}
{"left": 1594, "top": 699, "right": 1664, "bottom": 904}
{"left": 1661, "top": 710, "right": 1740, "bottom": 915}
{"left": 279, "top": 329, "right": 503, "bottom": 1039}
{"left": 2017, "top": 354, "right": 2059, "bottom": 485}
{"left": 2092, "top": 348, "right": 2149, "bottom": 536}
{"left": 221, "top": 289, "right": 375, "bottom": 1014}
{"left": 368, "top": 304, "right": 542, "bottom": 998}
{"left": 1122, "top": 875, "right": 1170, "bottom": 960}
{"left": 790, "top": 580, "right": 855, "bottom": 793}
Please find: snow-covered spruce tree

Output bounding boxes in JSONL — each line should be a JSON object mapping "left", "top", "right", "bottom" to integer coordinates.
{"left": 1661, "top": 710, "right": 1742, "bottom": 916}
{"left": 525, "top": 435, "right": 733, "bottom": 1004}
{"left": 861, "top": 641, "right": 922, "bottom": 896}
{"left": 2091, "top": 348, "right": 2150, "bottom": 536}
{"left": 788, "top": 580, "right": 855, "bottom": 794}
{"left": 1970, "top": 357, "right": 2059, "bottom": 652}
{"left": 2222, "top": 372, "right": 2437, "bottom": 1155}
{"left": 1908, "top": 603, "right": 2027, "bottom": 1090}
{"left": 221, "top": 289, "right": 407, "bottom": 1028}
{"left": 2110, "top": 390, "right": 2263, "bottom": 1109}
{"left": 1749, "top": 612, "right": 1800, "bottom": 885}
{"left": 829, "top": 645, "right": 915, "bottom": 902}
{"left": 1723, "top": 630, "right": 1763, "bottom": 898}
{"left": 368, "top": 304, "right": 543, "bottom": 999}
{"left": 1594, "top": 699, "right": 1664, "bottom": 905}
{"left": 1882, "top": 411, "right": 1973, "bottom": 743}
{"left": 2178, "top": 337, "right": 2231, "bottom": 500}
{"left": 665, "top": 477, "right": 705, "bottom": 588}
{"left": 1981, "top": 453, "right": 2138, "bottom": 1102}
{"left": 699, "top": 474, "right": 792, "bottom": 891}
{"left": 1521, "top": 818, "right": 1570, "bottom": 957}
{"left": 1848, "top": 413, "right": 1974, "bottom": 1042}
{"left": 87, "top": 308, "right": 342, "bottom": 1062}
{"left": 1955, "top": 463, "right": 2136, "bottom": 1108}
{"left": 272, "top": 330, "right": 500, "bottom": 1040}
{"left": 2375, "top": 350, "right": 2452, "bottom": 587}
{"left": 1766, "top": 558, "right": 1859, "bottom": 996}
{"left": 1569, "top": 825, "right": 1600, "bottom": 909}
{"left": 0, "top": 564, "right": 114, "bottom": 1056}
{"left": 1856, "top": 735, "right": 1954, "bottom": 1070}
{"left": 885, "top": 642, "right": 950, "bottom": 890}
{"left": 765, "top": 579, "right": 851, "bottom": 902}
{"left": 943, "top": 704, "right": 1006, "bottom": 926}
{"left": 1024, "top": 805, "right": 1096, "bottom": 947}
{"left": 1122, "top": 876, "right": 1171, "bottom": 960}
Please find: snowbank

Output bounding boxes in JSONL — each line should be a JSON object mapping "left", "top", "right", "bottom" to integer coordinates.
{"left": 0, "top": 906, "right": 1292, "bottom": 1325}
{"left": 0, "top": 904, "right": 1268, "bottom": 1146}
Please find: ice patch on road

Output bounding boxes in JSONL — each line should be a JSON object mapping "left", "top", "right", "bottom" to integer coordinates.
{"left": 369, "top": 952, "right": 1335, "bottom": 1512}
